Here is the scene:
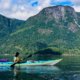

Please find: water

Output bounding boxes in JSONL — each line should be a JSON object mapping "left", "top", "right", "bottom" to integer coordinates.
{"left": 0, "top": 56, "right": 80, "bottom": 80}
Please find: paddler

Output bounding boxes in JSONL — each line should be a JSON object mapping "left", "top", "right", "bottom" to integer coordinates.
{"left": 11, "top": 52, "right": 22, "bottom": 68}
{"left": 14, "top": 52, "right": 21, "bottom": 63}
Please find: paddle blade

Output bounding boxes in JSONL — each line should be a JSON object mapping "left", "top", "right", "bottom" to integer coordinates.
{"left": 10, "top": 63, "right": 16, "bottom": 68}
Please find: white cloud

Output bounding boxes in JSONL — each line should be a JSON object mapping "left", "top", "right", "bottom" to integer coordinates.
{"left": 71, "top": 0, "right": 80, "bottom": 4}
{"left": 73, "top": 6, "right": 80, "bottom": 12}
{"left": 4, "top": 3, "right": 38, "bottom": 20}
{"left": 70, "top": 0, "right": 80, "bottom": 12}
{"left": 37, "top": 0, "right": 51, "bottom": 11}
{"left": 8, "top": 5, "right": 36, "bottom": 20}
{"left": 4, "top": 0, "right": 51, "bottom": 20}
{"left": 0, "top": 0, "right": 80, "bottom": 20}
{"left": 0, "top": 0, "right": 11, "bottom": 9}
{"left": 9, "top": 11, "right": 30, "bottom": 20}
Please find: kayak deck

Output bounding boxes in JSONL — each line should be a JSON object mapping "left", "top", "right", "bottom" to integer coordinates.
{"left": 0, "top": 59, "right": 62, "bottom": 67}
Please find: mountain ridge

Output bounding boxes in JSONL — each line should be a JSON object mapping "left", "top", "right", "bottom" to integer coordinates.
{"left": 0, "top": 5, "right": 80, "bottom": 54}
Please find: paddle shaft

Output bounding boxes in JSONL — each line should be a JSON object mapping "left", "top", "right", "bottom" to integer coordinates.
{"left": 10, "top": 62, "right": 18, "bottom": 68}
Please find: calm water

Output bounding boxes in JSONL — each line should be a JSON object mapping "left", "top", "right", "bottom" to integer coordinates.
{"left": 0, "top": 56, "right": 80, "bottom": 80}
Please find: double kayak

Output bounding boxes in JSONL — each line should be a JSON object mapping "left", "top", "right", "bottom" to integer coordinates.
{"left": 0, "top": 59, "right": 62, "bottom": 67}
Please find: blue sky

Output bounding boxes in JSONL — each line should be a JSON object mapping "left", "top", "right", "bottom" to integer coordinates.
{"left": 51, "top": 1, "right": 73, "bottom": 6}
{"left": 0, "top": 0, "right": 79, "bottom": 20}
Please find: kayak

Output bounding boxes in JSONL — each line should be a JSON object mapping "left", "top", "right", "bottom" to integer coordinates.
{"left": 0, "top": 59, "right": 62, "bottom": 67}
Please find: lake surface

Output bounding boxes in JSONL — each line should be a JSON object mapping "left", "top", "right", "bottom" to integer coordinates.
{"left": 0, "top": 56, "right": 80, "bottom": 80}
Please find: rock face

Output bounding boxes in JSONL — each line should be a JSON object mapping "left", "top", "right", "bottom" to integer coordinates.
{"left": 41, "top": 6, "right": 77, "bottom": 22}
{"left": 0, "top": 5, "right": 80, "bottom": 54}
{"left": 38, "top": 6, "right": 79, "bottom": 32}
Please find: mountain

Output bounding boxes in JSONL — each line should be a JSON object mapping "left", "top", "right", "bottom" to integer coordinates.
{"left": 0, "top": 15, "right": 25, "bottom": 53}
{"left": 0, "top": 5, "right": 80, "bottom": 54}
{"left": 0, "top": 14, "right": 25, "bottom": 36}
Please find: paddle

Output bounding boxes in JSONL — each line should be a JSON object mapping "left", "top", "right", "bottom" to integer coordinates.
{"left": 10, "top": 54, "right": 32, "bottom": 68}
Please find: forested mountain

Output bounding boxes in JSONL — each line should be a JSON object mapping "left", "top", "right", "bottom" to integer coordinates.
{"left": 0, "top": 5, "right": 80, "bottom": 54}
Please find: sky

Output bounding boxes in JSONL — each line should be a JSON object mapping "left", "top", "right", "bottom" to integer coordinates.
{"left": 0, "top": 0, "right": 80, "bottom": 20}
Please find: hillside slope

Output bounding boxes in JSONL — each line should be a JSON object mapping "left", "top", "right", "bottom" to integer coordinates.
{"left": 0, "top": 5, "right": 80, "bottom": 54}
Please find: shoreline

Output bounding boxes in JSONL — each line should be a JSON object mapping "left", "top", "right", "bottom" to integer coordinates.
{"left": 1, "top": 53, "right": 80, "bottom": 57}
{"left": 62, "top": 54, "right": 80, "bottom": 56}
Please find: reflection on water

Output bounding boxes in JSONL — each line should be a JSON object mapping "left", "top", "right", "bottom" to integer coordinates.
{"left": 13, "top": 66, "right": 61, "bottom": 80}
{"left": 19, "top": 66, "right": 60, "bottom": 74}
{"left": 0, "top": 56, "right": 80, "bottom": 80}
{"left": 0, "top": 66, "right": 61, "bottom": 80}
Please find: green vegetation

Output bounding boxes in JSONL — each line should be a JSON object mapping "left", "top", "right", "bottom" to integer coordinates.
{"left": 10, "top": 26, "right": 34, "bottom": 36}
{"left": 0, "top": 6, "right": 80, "bottom": 55}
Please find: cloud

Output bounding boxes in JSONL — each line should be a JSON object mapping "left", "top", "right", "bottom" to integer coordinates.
{"left": 73, "top": 6, "right": 80, "bottom": 12}
{"left": 0, "top": 0, "right": 11, "bottom": 9}
{"left": 2, "top": 0, "right": 51, "bottom": 20}
{"left": 7, "top": 4, "right": 37, "bottom": 20}
{"left": 70, "top": 0, "right": 80, "bottom": 12}
{"left": 0, "top": 0, "right": 39, "bottom": 20}
{"left": 0, "top": 0, "right": 80, "bottom": 20}
{"left": 71, "top": 0, "right": 80, "bottom": 5}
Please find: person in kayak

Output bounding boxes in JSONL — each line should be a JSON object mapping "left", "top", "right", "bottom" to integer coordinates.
{"left": 11, "top": 52, "right": 22, "bottom": 68}
{"left": 14, "top": 52, "right": 21, "bottom": 63}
